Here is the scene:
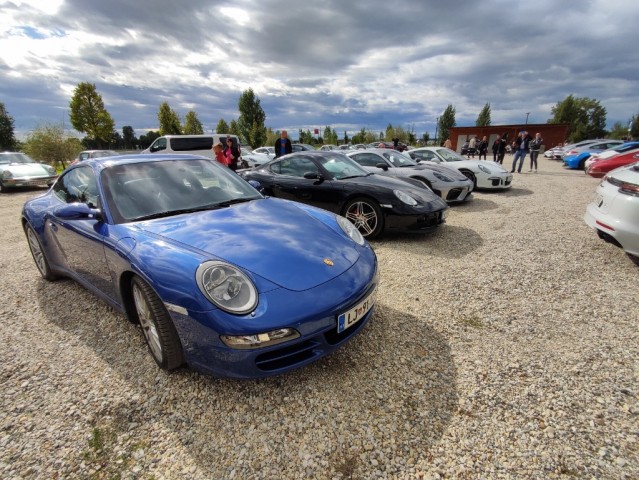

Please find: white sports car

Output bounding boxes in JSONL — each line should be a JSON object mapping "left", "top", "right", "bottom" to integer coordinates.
{"left": 584, "top": 162, "right": 639, "bottom": 257}
{"left": 408, "top": 147, "right": 512, "bottom": 190}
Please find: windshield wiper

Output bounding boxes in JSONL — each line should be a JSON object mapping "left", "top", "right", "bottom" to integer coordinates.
{"left": 132, "top": 198, "right": 258, "bottom": 221}
{"left": 212, "top": 197, "right": 258, "bottom": 208}
{"left": 340, "top": 174, "right": 368, "bottom": 180}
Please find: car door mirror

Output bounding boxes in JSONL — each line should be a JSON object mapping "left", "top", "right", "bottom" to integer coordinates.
{"left": 376, "top": 163, "right": 389, "bottom": 171}
{"left": 53, "top": 202, "right": 102, "bottom": 221}
{"left": 303, "top": 171, "right": 324, "bottom": 184}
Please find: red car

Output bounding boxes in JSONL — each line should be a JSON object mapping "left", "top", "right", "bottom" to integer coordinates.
{"left": 586, "top": 150, "right": 639, "bottom": 178}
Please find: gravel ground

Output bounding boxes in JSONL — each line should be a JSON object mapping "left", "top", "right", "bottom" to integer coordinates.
{"left": 1, "top": 156, "right": 638, "bottom": 479}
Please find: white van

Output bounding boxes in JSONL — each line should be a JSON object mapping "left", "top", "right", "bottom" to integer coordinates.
{"left": 142, "top": 134, "right": 240, "bottom": 160}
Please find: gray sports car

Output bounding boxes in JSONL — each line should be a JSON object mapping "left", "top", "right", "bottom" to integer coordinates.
{"left": 346, "top": 148, "right": 473, "bottom": 203}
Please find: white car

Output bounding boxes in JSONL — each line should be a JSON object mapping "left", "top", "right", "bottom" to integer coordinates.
{"left": 0, "top": 152, "right": 58, "bottom": 192}
{"left": 584, "top": 162, "right": 639, "bottom": 257}
{"left": 407, "top": 147, "right": 512, "bottom": 189}
{"left": 252, "top": 146, "right": 275, "bottom": 158}
{"left": 584, "top": 142, "right": 639, "bottom": 170}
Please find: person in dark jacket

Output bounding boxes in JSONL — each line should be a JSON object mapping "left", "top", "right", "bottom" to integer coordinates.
{"left": 511, "top": 131, "right": 532, "bottom": 173}
{"left": 477, "top": 136, "right": 488, "bottom": 160}
{"left": 528, "top": 132, "right": 543, "bottom": 172}
{"left": 274, "top": 130, "right": 292, "bottom": 158}
{"left": 492, "top": 135, "right": 506, "bottom": 164}
{"left": 223, "top": 137, "right": 241, "bottom": 171}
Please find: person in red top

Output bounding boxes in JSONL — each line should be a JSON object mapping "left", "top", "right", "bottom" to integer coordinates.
{"left": 212, "top": 142, "right": 228, "bottom": 166}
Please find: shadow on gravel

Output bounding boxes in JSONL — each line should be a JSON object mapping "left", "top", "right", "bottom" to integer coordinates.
{"left": 36, "top": 281, "right": 457, "bottom": 478}
{"left": 499, "top": 187, "right": 534, "bottom": 197}
{"left": 372, "top": 224, "right": 482, "bottom": 258}
{"left": 450, "top": 196, "right": 499, "bottom": 212}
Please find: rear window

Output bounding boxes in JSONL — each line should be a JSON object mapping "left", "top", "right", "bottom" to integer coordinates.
{"left": 170, "top": 137, "right": 214, "bottom": 151}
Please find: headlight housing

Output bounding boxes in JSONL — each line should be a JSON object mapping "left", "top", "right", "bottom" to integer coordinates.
{"left": 433, "top": 172, "right": 453, "bottom": 182}
{"left": 393, "top": 189, "right": 418, "bottom": 206}
{"left": 478, "top": 164, "right": 491, "bottom": 174}
{"left": 46, "top": 165, "right": 56, "bottom": 175}
{"left": 337, "top": 215, "right": 365, "bottom": 245}
{"left": 196, "top": 261, "right": 258, "bottom": 314}
{"left": 1, "top": 170, "right": 12, "bottom": 180}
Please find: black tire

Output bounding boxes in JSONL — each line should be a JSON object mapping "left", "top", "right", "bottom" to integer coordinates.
{"left": 130, "top": 276, "right": 184, "bottom": 371}
{"left": 343, "top": 197, "right": 384, "bottom": 239}
{"left": 579, "top": 159, "right": 586, "bottom": 170}
{"left": 460, "top": 170, "right": 477, "bottom": 188}
{"left": 24, "top": 224, "right": 59, "bottom": 281}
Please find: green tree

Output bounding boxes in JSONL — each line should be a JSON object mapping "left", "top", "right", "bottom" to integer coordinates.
{"left": 476, "top": 103, "right": 491, "bottom": 126}
{"left": 548, "top": 95, "right": 607, "bottom": 142}
{"left": 343, "top": 130, "right": 349, "bottom": 145}
{"left": 216, "top": 119, "right": 230, "bottom": 134}
{"left": 438, "top": 105, "right": 456, "bottom": 145}
{"left": 157, "top": 102, "right": 181, "bottom": 135}
{"left": 139, "top": 130, "right": 160, "bottom": 149}
{"left": 630, "top": 114, "right": 639, "bottom": 139}
{"left": 183, "top": 111, "right": 204, "bottom": 135}
{"left": 323, "top": 126, "right": 338, "bottom": 145}
{"left": 229, "top": 120, "right": 240, "bottom": 137}
{"left": 122, "top": 126, "right": 136, "bottom": 149}
{"left": 0, "top": 102, "right": 16, "bottom": 150}
{"left": 421, "top": 132, "right": 430, "bottom": 145}
{"left": 68, "top": 82, "right": 115, "bottom": 147}
{"left": 22, "top": 122, "right": 83, "bottom": 169}
{"left": 237, "top": 88, "right": 266, "bottom": 148}
{"left": 265, "top": 128, "right": 279, "bottom": 148}
{"left": 608, "top": 122, "right": 628, "bottom": 140}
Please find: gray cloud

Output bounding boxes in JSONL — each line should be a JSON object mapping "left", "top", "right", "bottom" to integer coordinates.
{"left": 1, "top": 0, "right": 638, "bottom": 140}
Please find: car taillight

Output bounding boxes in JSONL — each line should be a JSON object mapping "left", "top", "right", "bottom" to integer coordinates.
{"left": 619, "top": 181, "right": 639, "bottom": 197}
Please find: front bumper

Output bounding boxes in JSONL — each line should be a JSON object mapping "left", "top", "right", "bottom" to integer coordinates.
{"left": 2, "top": 176, "right": 57, "bottom": 188}
{"left": 476, "top": 173, "right": 512, "bottom": 189}
{"left": 168, "top": 251, "right": 379, "bottom": 378}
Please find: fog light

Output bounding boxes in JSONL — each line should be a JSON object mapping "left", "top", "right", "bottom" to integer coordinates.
{"left": 221, "top": 328, "right": 300, "bottom": 349}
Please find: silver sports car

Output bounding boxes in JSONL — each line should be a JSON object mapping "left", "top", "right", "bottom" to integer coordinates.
{"left": 347, "top": 148, "right": 473, "bottom": 203}
{"left": 0, "top": 152, "right": 58, "bottom": 193}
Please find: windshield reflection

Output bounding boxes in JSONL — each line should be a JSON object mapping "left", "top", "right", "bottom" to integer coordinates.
{"left": 102, "top": 158, "right": 263, "bottom": 223}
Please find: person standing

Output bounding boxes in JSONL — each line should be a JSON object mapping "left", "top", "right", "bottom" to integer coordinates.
{"left": 511, "top": 131, "right": 532, "bottom": 173}
{"left": 477, "top": 136, "right": 488, "bottom": 160}
{"left": 274, "top": 130, "right": 292, "bottom": 158}
{"left": 212, "top": 142, "right": 228, "bottom": 166}
{"left": 444, "top": 138, "right": 453, "bottom": 149}
{"left": 528, "top": 132, "right": 543, "bottom": 172}
{"left": 492, "top": 135, "right": 506, "bottom": 164}
{"left": 469, "top": 136, "right": 477, "bottom": 158}
{"left": 224, "top": 137, "right": 240, "bottom": 171}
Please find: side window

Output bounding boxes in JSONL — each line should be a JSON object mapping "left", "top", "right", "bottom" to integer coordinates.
{"left": 171, "top": 137, "right": 214, "bottom": 151}
{"left": 279, "top": 157, "right": 318, "bottom": 177}
{"left": 269, "top": 161, "right": 282, "bottom": 174}
{"left": 53, "top": 167, "right": 99, "bottom": 207}
{"left": 352, "top": 153, "right": 380, "bottom": 167}
{"left": 150, "top": 138, "right": 167, "bottom": 153}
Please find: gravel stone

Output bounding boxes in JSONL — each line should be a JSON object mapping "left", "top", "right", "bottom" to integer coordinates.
{"left": 1, "top": 157, "right": 638, "bottom": 479}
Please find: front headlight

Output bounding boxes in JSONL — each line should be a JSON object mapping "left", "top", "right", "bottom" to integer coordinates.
{"left": 1, "top": 170, "right": 12, "bottom": 180}
{"left": 196, "top": 261, "right": 258, "bottom": 314}
{"left": 433, "top": 172, "right": 453, "bottom": 182}
{"left": 393, "top": 189, "right": 418, "bottom": 206}
{"left": 337, "top": 215, "right": 365, "bottom": 245}
{"left": 478, "top": 164, "right": 491, "bottom": 174}
{"left": 46, "top": 166, "right": 56, "bottom": 175}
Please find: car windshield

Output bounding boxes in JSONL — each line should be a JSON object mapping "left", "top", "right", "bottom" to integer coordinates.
{"left": 384, "top": 151, "right": 417, "bottom": 167}
{"left": 436, "top": 148, "right": 467, "bottom": 162}
{"left": 102, "top": 158, "right": 263, "bottom": 223}
{"left": 0, "top": 153, "right": 36, "bottom": 165}
{"left": 316, "top": 154, "right": 370, "bottom": 179}
{"left": 94, "top": 151, "right": 118, "bottom": 158}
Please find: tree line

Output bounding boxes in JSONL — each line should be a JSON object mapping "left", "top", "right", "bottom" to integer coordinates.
{"left": 2, "top": 87, "right": 639, "bottom": 169}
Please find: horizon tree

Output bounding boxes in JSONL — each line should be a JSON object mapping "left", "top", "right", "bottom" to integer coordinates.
{"left": 22, "top": 122, "right": 82, "bottom": 169}
{"left": 183, "top": 111, "right": 204, "bottom": 134}
{"left": 548, "top": 94, "right": 606, "bottom": 142}
{"left": 476, "top": 103, "right": 491, "bottom": 126}
{"left": 0, "top": 102, "right": 16, "bottom": 150}
{"left": 438, "top": 104, "right": 456, "bottom": 145}
{"left": 68, "top": 82, "right": 115, "bottom": 148}
{"left": 237, "top": 88, "right": 266, "bottom": 148}
{"left": 157, "top": 102, "right": 181, "bottom": 135}
{"left": 216, "top": 118, "right": 230, "bottom": 134}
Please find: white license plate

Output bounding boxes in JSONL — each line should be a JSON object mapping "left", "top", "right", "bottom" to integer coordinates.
{"left": 337, "top": 288, "right": 376, "bottom": 333}
{"left": 594, "top": 193, "right": 603, "bottom": 208}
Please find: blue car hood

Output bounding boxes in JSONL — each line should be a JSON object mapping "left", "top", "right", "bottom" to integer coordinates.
{"left": 135, "top": 198, "right": 361, "bottom": 291}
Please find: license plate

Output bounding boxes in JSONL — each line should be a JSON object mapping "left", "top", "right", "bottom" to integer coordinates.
{"left": 337, "top": 288, "right": 376, "bottom": 333}
{"left": 594, "top": 193, "right": 603, "bottom": 208}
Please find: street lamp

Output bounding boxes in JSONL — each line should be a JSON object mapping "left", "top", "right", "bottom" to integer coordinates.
{"left": 434, "top": 117, "right": 439, "bottom": 145}
{"left": 525, "top": 112, "right": 531, "bottom": 125}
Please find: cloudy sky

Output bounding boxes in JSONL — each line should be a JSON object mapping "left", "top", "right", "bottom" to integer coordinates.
{"left": 1, "top": 0, "right": 638, "bottom": 142}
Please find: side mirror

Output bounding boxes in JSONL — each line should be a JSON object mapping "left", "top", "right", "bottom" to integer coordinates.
{"left": 53, "top": 202, "right": 102, "bottom": 221}
{"left": 375, "top": 163, "right": 389, "bottom": 171}
{"left": 303, "top": 171, "right": 324, "bottom": 184}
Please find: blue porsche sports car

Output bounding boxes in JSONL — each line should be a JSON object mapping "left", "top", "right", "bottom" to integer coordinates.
{"left": 22, "top": 154, "right": 378, "bottom": 378}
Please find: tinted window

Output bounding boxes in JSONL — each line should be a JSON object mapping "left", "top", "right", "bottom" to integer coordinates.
{"left": 351, "top": 153, "right": 383, "bottom": 167}
{"left": 149, "top": 138, "right": 167, "bottom": 153}
{"left": 171, "top": 137, "right": 214, "bottom": 151}
{"left": 276, "top": 157, "right": 319, "bottom": 177}
{"left": 53, "top": 166, "right": 99, "bottom": 207}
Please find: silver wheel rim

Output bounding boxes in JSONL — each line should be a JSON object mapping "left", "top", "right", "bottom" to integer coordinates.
{"left": 132, "top": 284, "right": 163, "bottom": 361}
{"left": 27, "top": 228, "right": 46, "bottom": 275}
{"left": 345, "top": 201, "right": 378, "bottom": 237}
